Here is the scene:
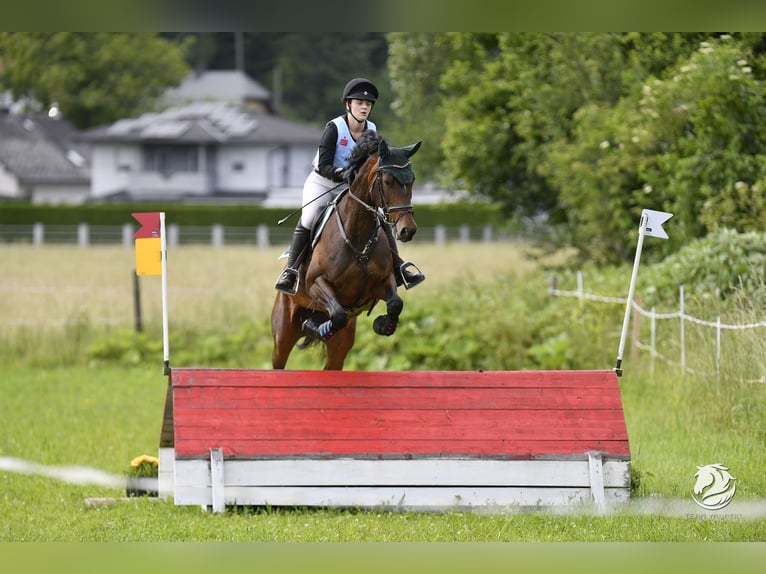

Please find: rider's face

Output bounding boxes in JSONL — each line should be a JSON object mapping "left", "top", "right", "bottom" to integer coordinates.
{"left": 348, "top": 99, "right": 373, "bottom": 118}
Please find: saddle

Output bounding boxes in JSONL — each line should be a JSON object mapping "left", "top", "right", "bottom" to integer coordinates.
{"left": 279, "top": 188, "right": 349, "bottom": 263}
{"left": 311, "top": 188, "right": 348, "bottom": 247}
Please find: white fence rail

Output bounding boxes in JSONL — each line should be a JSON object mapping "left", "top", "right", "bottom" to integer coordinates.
{"left": 549, "top": 272, "right": 766, "bottom": 383}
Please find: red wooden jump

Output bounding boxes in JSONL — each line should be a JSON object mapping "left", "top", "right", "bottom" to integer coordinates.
{"left": 168, "top": 369, "right": 629, "bottom": 460}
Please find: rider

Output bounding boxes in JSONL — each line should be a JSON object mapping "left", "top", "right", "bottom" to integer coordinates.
{"left": 275, "top": 77, "right": 425, "bottom": 295}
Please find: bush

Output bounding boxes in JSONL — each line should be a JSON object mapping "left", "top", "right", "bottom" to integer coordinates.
{"left": 640, "top": 228, "right": 766, "bottom": 312}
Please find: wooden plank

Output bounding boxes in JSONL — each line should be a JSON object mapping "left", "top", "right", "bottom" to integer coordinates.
{"left": 173, "top": 385, "right": 624, "bottom": 410}
{"left": 173, "top": 438, "right": 631, "bottom": 458}
{"left": 210, "top": 448, "right": 224, "bottom": 513}
{"left": 157, "top": 447, "right": 175, "bottom": 500}
{"left": 588, "top": 452, "right": 606, "bottom": 509}
{"left": 174, "top": 459, "right": 631, "bottom": 488}
{"left": 173, "top": 408, "right": 626, "bottom": 443}
{"left": 172, "top": 483, "right": 631, "bottom": 510}
{"left": 158, "top": 377, "right": 174, "bottom": 448}
{"left": 171, "top": 369, "right": 619, "bottom": 390}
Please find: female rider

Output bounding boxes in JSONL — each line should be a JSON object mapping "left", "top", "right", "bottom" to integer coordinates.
{"left": 275, "top": 77, "right": 424, "bottom": 295}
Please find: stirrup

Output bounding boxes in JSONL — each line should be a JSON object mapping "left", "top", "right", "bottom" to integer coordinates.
{"left": 275, "top": 268, "right": 299, "bottom": 295}
{"left": 399, "top": 261, "right": 425, "bottom": 290}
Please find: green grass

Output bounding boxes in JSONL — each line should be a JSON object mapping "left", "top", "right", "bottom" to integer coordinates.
{"left": 2, "top": 245, "right": 766, "bottom": 542}
{"left": 3, "top": 363, "right": 763, "bottom": 542}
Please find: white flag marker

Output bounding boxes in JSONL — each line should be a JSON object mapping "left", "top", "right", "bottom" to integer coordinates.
{"left": 614, "top": 209, "right": 673, "bottom": 376}
{"left": 642, "top": 209, "right": 673, "bottom": 239}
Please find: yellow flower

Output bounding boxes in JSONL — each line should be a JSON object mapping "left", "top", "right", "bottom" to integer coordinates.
{"left": 130, "top": 454, "right": 159, "bottom": 468}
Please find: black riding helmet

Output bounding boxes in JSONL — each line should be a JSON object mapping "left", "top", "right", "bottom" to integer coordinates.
{"left": 342, "top": 78, "right": 379, "bottom": 104}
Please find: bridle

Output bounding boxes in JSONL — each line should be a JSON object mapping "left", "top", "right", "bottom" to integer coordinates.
{"left": 347, "top": 158, "right": 415, "bottom": 226}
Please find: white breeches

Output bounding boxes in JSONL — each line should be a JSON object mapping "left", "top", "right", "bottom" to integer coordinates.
{"left": 299, "top": 170, "right": 342, "bottom": 229}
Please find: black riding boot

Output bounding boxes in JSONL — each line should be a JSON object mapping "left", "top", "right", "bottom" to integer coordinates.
{"left": 275, "top": 224, "right": 311, "bottom": 295}
{"left": 382, "top": 223, "right": 425, "bottom": 289}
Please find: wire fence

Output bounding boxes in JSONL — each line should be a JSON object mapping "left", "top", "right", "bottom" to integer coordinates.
{"left": 549, "top": 271, "right": 766, "bottom": 383}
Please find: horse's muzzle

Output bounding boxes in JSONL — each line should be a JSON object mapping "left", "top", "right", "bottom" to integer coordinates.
{"left": 396, "top": 220, "right": 417, "bottom": 242}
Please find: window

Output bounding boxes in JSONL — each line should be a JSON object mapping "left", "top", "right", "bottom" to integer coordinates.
{"left": 143, "top": 145, "right": 199, "bottom": 174}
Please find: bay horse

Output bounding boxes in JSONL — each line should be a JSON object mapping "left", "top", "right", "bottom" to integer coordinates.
{"left": 271, "top": 130, "right": 422, "bottom": 370}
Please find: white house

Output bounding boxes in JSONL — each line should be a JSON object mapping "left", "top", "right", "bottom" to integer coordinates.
{"left": 80, "top": 99, "right": 322, "bottom": 204}
{"left": 0, "top": 99, "right": 91, "bottom": 204}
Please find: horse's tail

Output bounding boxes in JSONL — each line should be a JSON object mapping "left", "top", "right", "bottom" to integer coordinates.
{"left": 296, "top": 335, "right": 318, "bottom": 350}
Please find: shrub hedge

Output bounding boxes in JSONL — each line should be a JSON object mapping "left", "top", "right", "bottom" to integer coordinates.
{"left": 0, "top": 200, "right": 502, "bottom": 228}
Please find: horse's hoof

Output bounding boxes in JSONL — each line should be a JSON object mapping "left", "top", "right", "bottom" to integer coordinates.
{"left": 302, "top": 318, "right": 334, "bottom": 340}
{"left": 373, "top": 315, "right": 398, "bottom": 336}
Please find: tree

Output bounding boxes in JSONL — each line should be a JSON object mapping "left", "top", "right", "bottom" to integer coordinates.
{"left": 270, "top": 33, "right": 391, "bottom": 127}
{"left": 388, "top": 32, "right": 766, "bottom": 263}
{"left": 0, "top": 33, "right": 190, "bottom": 128}
{"left": 386, "top": 33, "right": 478, "bottom": 181}
{"left": 549, "top": 36, "right": 766, "bottom": 262}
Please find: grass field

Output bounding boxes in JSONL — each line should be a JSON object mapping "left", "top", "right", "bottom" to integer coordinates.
{"left": 2, "top": 244, "right": 766, "bottom": 545}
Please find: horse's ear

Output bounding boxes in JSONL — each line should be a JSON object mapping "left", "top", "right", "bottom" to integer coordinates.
{"left": 402, "top": 140, "right": 422, "bottom": 158}
{"left": 378, "top": 138, "right": 391, "bottom": 162}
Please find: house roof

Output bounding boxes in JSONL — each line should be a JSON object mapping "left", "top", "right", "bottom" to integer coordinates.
{"left": 162, "top": 70, "right": 272, "bottom": 107}
{"left": 0, "top": 112, "right": 90, "bottom": 184}
{"left": 80, "top": 101, "right": 322, "bottom": 146}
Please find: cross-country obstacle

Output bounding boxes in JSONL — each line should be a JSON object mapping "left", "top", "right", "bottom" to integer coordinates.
{"left": 157, "top": 368, "right": 631, "bottom": 512}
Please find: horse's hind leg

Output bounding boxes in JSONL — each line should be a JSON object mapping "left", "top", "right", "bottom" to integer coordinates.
{"left": 271, "top": 293, "right": 303, "bottom": 369}
{"left": 324, "top": 317, "right": 357, "bottom": 370}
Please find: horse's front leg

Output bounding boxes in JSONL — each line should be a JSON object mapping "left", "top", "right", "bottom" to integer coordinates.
{"left": 324, "top": 316, "right": 357, "bottom": 370}
{"left": 373, "top": 283, "right": 403, "bottom": 337}
{"left": 304, "top": 276, "right": 348, "bottom": 340}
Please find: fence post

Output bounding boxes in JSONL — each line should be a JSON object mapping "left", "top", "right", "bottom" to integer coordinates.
{"left": 650, "top": 307, "right": 656, "bottom": 379}
{"left": 680, "top": 284, "right": 685, "bottom": 378}
{"left": 716, "top": 316, "right": 721, "bottom": 377}
{"left": 459, "top": 225, "right": 470, "bottom": 243}
{"left": 482, "top": 225, "right": 493, "bottom": 242}
{"left": 33, "top": 222, "right": 44, "bottom": 246}
{"left": 167, "top": 224, "right": 179, "bottom": 248}
{"left": 133, "top": 270, "right": 142, "bottom": 333}
{"left": 435, "top": 225, "right": 447, "bottom": 246}
{"left": 77, "top": 223, "right": 89, "bottom": 248}
{"left": 212, "top": 224, "right": 224, "bottom": 248}
{"left": 122, "top": 223, "right": 134, "bottom": 248}
{"left": 256, "top": 224, "right": 269, "bottom": 248}
{"left": 630, "top": 295, "right": 642, "bottom": 363}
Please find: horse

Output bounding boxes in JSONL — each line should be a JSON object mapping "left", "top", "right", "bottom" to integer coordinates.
{"left": 271, "top": 131, "right": 422, "bottom": 370}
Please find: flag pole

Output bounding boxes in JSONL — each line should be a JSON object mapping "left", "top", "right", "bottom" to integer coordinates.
{"left": 613, "top": 208, "right": 672, "bottom": 377}
{"left": 160, "top": 212, "right": 170, "bottom": 375}
{"left": 614, "top": 213, "right": 648, "bottom": 377}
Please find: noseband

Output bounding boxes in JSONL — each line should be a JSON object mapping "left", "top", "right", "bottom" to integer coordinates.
{"left": 354, "top": 159, "right": 415, "bottom": 225}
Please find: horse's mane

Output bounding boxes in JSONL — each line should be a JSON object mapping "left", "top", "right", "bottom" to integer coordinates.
{"left": 346, "top": 129, "right": 383, "bottom": 175}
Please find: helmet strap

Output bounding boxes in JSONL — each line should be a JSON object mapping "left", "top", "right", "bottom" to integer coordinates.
{"left": 346, "top": 100, "right": 373, "bottom": 125}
